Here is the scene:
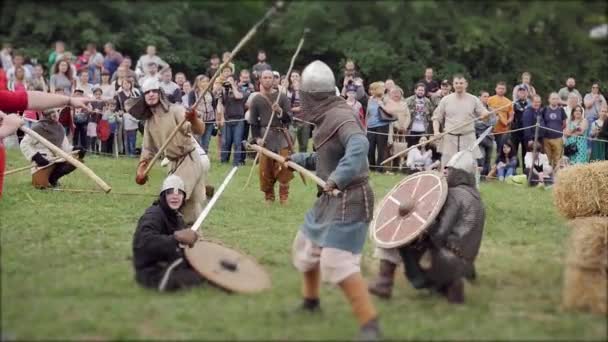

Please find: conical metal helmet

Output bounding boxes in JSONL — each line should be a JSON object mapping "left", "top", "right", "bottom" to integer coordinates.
{"left": 161, "top": 174, "right": 185, "bottom": 195}
{"left": 301, "top": 60, "right": 336, "bottom": 93}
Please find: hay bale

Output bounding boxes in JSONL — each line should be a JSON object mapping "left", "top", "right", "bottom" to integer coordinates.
{"left": 553, "top": 161, "right": 608, "bottom": 219}
{"left": 566, "top": 217, "right": 608, "bottom": 269}
{"left": 562, "top": 265, "right": 607, "bottom": 315}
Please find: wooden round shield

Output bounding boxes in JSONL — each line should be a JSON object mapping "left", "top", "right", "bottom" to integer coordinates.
{"left": 370, "top": 171, "right": 448, "bottom": 249}
{"left": 184, "top": 239, "right": 271, "bottom": 294}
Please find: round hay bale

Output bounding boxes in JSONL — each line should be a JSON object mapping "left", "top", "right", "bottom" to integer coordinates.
{"left": 562, "top": 265, "right": 607, "bottom": 315}
{"left": 553, "top": 161, "right": 608, "bottom": 219}
{"left": 566, "top": 217, "right": 608, "bottom": 270}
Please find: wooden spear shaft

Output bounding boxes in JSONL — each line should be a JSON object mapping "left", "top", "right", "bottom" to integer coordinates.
{"left": 246, "top": 143, "right": 341, "bottom": 196}
{"left": 4, "top": 151, "right": 78, "bottom": 176}
{"left": 141, "top": 3, "right": 280, "bottom": 178}
{"left": 20, "top": 125, "right": 112, "bottom": 192}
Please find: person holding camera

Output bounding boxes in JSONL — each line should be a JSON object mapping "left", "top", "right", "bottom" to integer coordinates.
{"left": 217, "top": 74, "right": 247, "bottom": 166}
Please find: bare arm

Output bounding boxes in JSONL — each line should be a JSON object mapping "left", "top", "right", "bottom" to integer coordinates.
{"left": 0, "top": 112, "right": 24, "bottom": 139}
{"left": 26, "top": 91, "right": 92, "bottom": 111}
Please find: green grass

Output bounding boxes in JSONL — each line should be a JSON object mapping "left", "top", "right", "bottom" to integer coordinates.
{"left": 1, "top": 143, "right": 606, "bottom": 341}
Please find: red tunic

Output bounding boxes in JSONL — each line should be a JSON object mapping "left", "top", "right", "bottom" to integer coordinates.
{"left": 0, "top": 90, "right": 29, "bottom": 198}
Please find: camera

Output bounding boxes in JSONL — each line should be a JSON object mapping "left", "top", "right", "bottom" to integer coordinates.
{"left": 347, "top": 79, "right": 354, "bottom": 86}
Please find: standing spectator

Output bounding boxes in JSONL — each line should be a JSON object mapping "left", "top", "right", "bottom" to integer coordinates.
{"left": 139, "top": 62, "right": 161, "bottom": 85}
{"left": 103, "top": 43, "right": 123, "bottom": 77}
{"left": 8, "top": 66, "right": 28, "bottom": 92}
{"left": 382, "top": 86, "right": 411, "bottom": 165}
{"left": 159, "top": 68, "right": 181, "bottom": 104}
{"left": 541, "top": 93, "right": 568, "bottom": 168}
{"left": 47, "top": 41, "right": 65, "bottom": 72}
{"left": 384, "top": 79, "right": 396, "bottom": 95}
{"left": 189, "top": 75, "right": 217, "bottom": 153}
{"left": 524, "top": 141, "right": 553, "bottom": 186}
{"left": 181, "top": 81, "right": 192, "bottom": 106}
{"left": 206, "top": 54, "right": 220, "bottom": 78}
{"left": 135, "top": 45, "right": 169, "bottom": 79}
{"left": 494, "top": 141, "right": 517, "bottom": 181}
{"left": 100, "top": 71, "right": 115, "bottom": 98}
{"left": 76, "top": 69, "right": 94, "bottom": 97}
{"left": 238, "top": 69, "right": 255, "bottom": 145}
{"left": 512, "top": 86, "right": 530, "bottom": 171}
{"left": 111, "top": 57, "right": 137, "bottom": 83}
{"left": 75, "top": 49, "right": 91, "bottom": 73}
{"left": 522, "top": 94, "right": 544, "bottom": 148}
{"left": 88, "top": 88, "right": 104, "bottom": 152}
{"left": 558, "top": 77, "right": 582, "bottom": 106}
{"left": 175, "top": 72, "right": 187, "bottom": 96}
{"left": 418, "top": 67, "right": 439, "bottom": 97}
{"left": 583, "top": 82, "right": 607, "bottom": 124}
{"left": 488, "top": 81, "right": 514, "bottom": 155}
{"left": 72, "top": 90, "right": 89, "bottom": 147}
{"left": 590, "top": 105, "right": 607, "bottom": 161}
{"left": 345, "top": 84, "right": 365, "bottom": 128}
{"left": 564, "top": 105, "right": 589, "bottom": 164}
{"left": 29, "top": 64, "right": 48, "bottom": 92}
{"left": 217, "top": 74, "right": 247, "bottom": 166}
{"left": 100, "top": 101, "right": 118, "bottom": 154}
{"left": 511, "top": 72, "right": 536, "bottom": 101}
{"left": 272, "top": 71, "right": 281, "bottom": 90}
{"left": 221, "top": 51, "right": 236, "bottom": 75}
{"left": 251, "top": 49, "right": 271, "bottom": 85}
{"left": 475, "top": 90, "right": 496, "bottom": 177}
{"left": 404, "top": 83, "right": 433, "bottom": 147}
{"left": 7, "top": 52, "right": 32, "bottom": 81}
{"left": 49, "top": 60, "right": 74, "bottom": 96}
{"left": 340, "top": 59, "right": 360, "bottom": 86}
{"left": 88, "top": 54, "right": 105, "bottom": 85}
{"left": 430, "top": 79, "right": 451, "bottom": 109}
{"left": 287, "top": 71, "right": 308, "bottom": 152}
{"left": 111, "top": 66, "right": 128, "bottom": 92}
{"left": 564, "top": 93, "right": 583, "bottom": 123}
{"left": 115, "top": 79, "right": 140, "bottom": 156}
{"left": 366, "top": 81, "right": 390, "bottom": 172}
{"left": 1, "top": 43, "right": 13, "bottom": 71}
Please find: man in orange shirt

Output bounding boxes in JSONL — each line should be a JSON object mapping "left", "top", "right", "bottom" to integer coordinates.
{"left": 488, "top": 81, "right": 514, "bottom": 158}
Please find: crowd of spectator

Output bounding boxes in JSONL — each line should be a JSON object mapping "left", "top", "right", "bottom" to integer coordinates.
{"left": 1, "top": 41, "right": 606, "bottom": 186}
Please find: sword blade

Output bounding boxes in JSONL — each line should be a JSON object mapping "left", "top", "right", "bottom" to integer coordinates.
{"left": 469, "top": 126, "right": 493, "bottom": 152}
{"left": 191, "top": 166, "right": 239, "bottom": 232}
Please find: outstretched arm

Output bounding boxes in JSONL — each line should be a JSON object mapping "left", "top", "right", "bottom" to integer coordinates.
{"left": 289, "top": 152, "right": 318, "bottom": 171}
{"left": 327, "top": 131, "right": 369, "bottom": 190}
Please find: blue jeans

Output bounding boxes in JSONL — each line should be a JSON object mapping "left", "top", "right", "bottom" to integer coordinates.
{"left": 199, "top": 124, "right": 215, "bottom": 153}
{"left": 221, "top": 121, "right": 245, "bottom": 165}
{"left": 126, "top": 129, "right": 137, "bottom": 156}
{"left": 497, "top": 166, "right": 515, "bottom": 180}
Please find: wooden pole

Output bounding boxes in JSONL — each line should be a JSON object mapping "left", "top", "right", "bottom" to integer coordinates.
{"left": 50, "top": 188, "right": 155, "bottom": 197}
{"left": 527, "top": 115, "right": 542, "bottom": 185}
{"left": 4, "top": 151, "right": 78, "bottom": 176}
{"left": 141, "top": 3, "right": 280, "bottom": 178}
{"left": 243, "top": 29, "right": 309, "bottom": 189}
{"left": 20, "top": 125, "right": 112, "bottom": 193}
{"left": 246, "top": 143, "right": 340, "bottom": 196}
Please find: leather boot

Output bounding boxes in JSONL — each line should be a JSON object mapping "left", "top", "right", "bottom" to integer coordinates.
{"left": 205, "top": 185, "right": 215, "bottom": 199}
{"left": 443, "top": 278, "right": 465, "bottom": 304}
{"left": 279, "top": 183, "right": 289, "bottom": 205}
{"left": 368, "top": 260, "right": 397, "bottom": 299}
{"left": 358, "top": 318, "right": 381, "bottom": 341}
{"left": 264, "top": 191, "right": 275, "bottom": 204}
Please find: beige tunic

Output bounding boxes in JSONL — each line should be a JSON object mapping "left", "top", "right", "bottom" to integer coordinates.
{"left": 20, "top": 134, "right": 72, "bottom": 174}
{"left": 141, "top": 104, "right": 206, "bottom": 224}
{"left": 432, "top": 92, "right": 486, "bottom": 165}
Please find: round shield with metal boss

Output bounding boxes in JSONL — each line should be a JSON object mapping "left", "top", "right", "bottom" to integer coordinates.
{"left": 370, "top": 171, "right": 448, "bottom": 249}
{"left": 184, "top": 239, "right": 272, "bottom": 294}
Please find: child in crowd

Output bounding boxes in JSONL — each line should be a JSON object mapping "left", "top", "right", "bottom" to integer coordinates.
{"left": 590, "top": 105, "right": 607, "bottom": 161}
{"left": 88, "top": 87, "right": 104, "bottom": 152}
{"left": 100, "top": 101, "right": 118, "bottom": 154}
{"left": 495, "top": 141, "right": 518, "bottom": 181}
{"left": 524, "top": 141, "right": 553, "bottom": 186}
{"left": 405, "top": 136, "right": 439, "bottom": 173}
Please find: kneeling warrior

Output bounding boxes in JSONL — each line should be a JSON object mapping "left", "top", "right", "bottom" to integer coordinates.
{"left": 132, "top": 175, "right": 203, "bottom": 292}
{"left": 369, "top": 150, "right": 485, "bottom": 303}
{"left": 20, "top": 109, "right": 85, "bottom": 188}
{"left": 127, "top": 78, "right": 208, "bottom": 225}
{"left": 287, "top": 61, "right": 381, "bottom": 340}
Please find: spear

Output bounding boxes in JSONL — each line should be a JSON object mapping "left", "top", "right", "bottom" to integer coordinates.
{"left": 141, "top": 1, "right": 284, "bottom": 178}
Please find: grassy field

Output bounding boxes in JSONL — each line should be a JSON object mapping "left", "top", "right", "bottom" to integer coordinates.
{"left": 1, "top": 143, "right": 606, "bottom": 341}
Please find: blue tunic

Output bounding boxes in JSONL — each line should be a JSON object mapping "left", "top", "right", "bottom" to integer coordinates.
{"left": 291, "top": 134, "right": 373, "bottom": 254}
